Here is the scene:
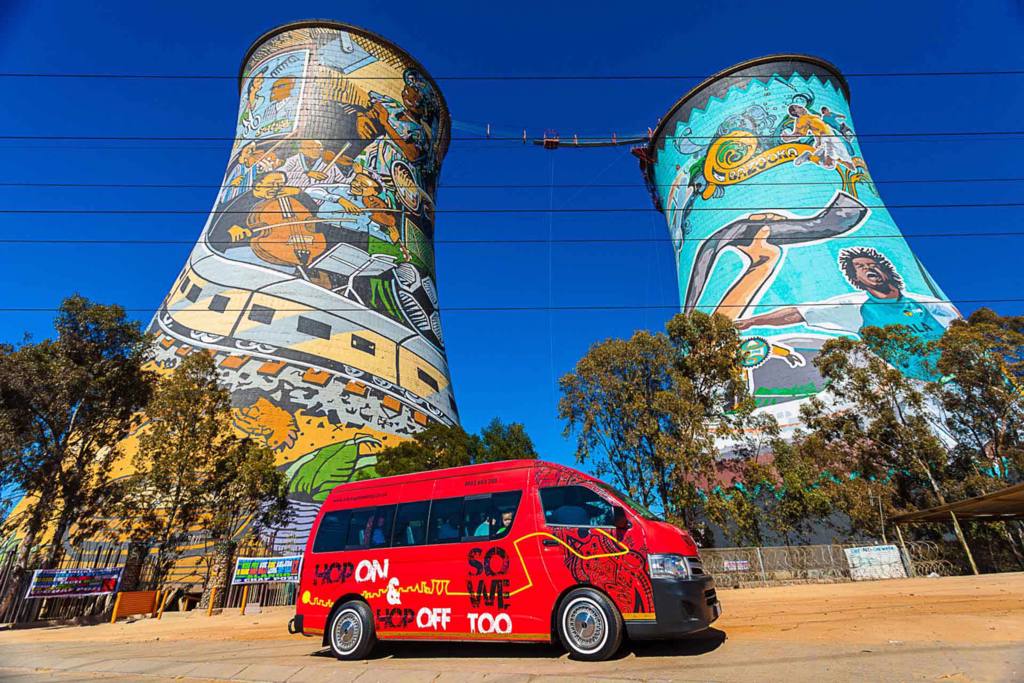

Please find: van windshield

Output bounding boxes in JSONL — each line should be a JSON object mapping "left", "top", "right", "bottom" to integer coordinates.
{"left": 595, "top": 482, "right": 663, "bottom": 522}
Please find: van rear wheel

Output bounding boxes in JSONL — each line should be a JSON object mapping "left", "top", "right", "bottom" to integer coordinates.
{"left": 328, "top": 600, "right": 376, "bottom": 660}
{"left": 556, "top": 588, "right": 623, "bottom": 661}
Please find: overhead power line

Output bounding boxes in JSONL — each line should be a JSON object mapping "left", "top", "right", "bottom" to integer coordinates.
{"left": 3, "top": 131, "right": 1024, "bottom": 142}
{"left": 1, "top": 202, "right": 1021, "bottom": 215}
{"left": 0, "top": 69, "right": 1023, "bottom": 81}
{"left": 0, "top": 231, "right": 1021, "bottom": 246}
{"left": 0, "top": 298, "right": 1021, "bottom": 313}
{"left": 2, "top": 177, "right": 1023, "bottom": 190}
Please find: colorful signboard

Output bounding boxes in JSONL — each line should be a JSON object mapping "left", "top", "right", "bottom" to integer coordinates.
{"left": 232, "top": 555, "right": 303, "bottom": 585}
{"left": 25, "top": 567, "right": 122, "bottom": 599}
{"left": 642, "top": 56, "right": 958, "bottom": 433}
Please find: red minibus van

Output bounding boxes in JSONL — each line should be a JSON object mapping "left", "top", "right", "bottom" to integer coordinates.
{"left": 290, "top": 460, "right": 720, "bottom": 661}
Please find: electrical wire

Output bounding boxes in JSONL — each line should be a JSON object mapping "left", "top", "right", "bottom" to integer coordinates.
{"left": 1, "top": 69, "right": 1023, "bottom": 80}
{"left": 1, "top": 177, "right": 1023, "bottom": 190}
{"left": 0, "top": 232, "right": 1020, "bottom": 246}
{"left": 0, "top": 202, "right": 1020, "bottom": 214}
{"left": 3, "top": 131, "right": 1023, "bottom": 141}
{"left": 0, "top": 298, "right": 1020, "bottom": 313}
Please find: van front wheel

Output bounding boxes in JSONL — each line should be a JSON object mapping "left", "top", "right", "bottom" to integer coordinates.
{"left": 556, "top": 588, "right": 623, "bottom": 661}
{"left": 328, "top": 600, "right": 376, "bottom": 660}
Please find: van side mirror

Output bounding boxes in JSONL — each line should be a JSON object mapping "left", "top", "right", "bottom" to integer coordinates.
{"left": 613, "top": 505, "right": 630, "bottom": 530}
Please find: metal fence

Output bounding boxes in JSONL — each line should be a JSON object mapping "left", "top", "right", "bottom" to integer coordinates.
{"left": 0, "top": 541, "right": 130, "bottom": 625}
{"left": 701, "top": 541, "right": 960, "bottom": 587}
{"left": 0, "top": 537, "right": 978, "bottom": 624}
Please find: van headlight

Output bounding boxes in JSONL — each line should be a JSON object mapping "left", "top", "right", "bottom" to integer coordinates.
{"left": 647, "top": 554, "right": 691, "bottom": 579}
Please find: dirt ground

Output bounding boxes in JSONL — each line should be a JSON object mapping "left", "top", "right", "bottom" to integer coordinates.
{"left": 1, "top": 572, "right": 1021, "bottom": 682}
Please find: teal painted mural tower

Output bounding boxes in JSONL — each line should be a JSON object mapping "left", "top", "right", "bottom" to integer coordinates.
{"left": 640, "top": 55, "right": 958, "bottom": 432}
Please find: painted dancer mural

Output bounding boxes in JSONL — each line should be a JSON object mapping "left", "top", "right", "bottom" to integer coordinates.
{"left": 149, "top": 21, "right": 457, "bottom": 546}
{"left": 638, "top": 55, "right": 959, "bottom": 431}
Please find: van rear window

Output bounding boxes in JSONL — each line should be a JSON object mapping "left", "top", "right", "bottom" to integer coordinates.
{"left": 312, "top": 510, "right": 351, "bottom": 553}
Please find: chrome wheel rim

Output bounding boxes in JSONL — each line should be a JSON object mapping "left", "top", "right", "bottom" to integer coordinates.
{"left": 564, "top": 598, "right": 607, "bottom": 654}
{"left": 332, "top": 608, "right": 362, "bottom": 655}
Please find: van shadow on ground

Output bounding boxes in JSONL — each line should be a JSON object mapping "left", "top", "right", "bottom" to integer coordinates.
{"left": 311, "top": 628, "right": 727, "bottom": 661}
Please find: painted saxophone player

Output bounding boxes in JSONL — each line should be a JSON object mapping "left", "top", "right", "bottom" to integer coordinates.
{"left": 148, "top": 21, "right": 459, "bottom": 548}
{"left": 638, "top": 55, "right": 959, "bottom": 431}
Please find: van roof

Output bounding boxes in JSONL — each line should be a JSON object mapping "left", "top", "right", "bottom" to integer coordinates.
{"left": 324, "top": 459, "right": 575, "bottom": 503}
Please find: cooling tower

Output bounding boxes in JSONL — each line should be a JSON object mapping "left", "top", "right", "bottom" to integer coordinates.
{"left": 639, "top": 55, "right": 958, "bottom": 430}
{"left": 149, "top": 21, "right": 457, "bottom": 542}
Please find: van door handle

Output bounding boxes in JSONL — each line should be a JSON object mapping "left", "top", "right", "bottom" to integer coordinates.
{"left": 542, "top": 539, "right": 560, "bottom": 547}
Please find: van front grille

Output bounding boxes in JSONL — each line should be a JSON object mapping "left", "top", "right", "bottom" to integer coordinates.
{"left": 685, "top": 557, "right": 705, "bottom": 575}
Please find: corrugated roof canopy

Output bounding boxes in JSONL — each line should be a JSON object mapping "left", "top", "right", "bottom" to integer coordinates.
{"left": 891, "top": 481, "right": 1024, "bottom": 523}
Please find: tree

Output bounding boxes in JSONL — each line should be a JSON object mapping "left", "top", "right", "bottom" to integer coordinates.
{"left": 795, "top": 324, "right": 976, "bottom": 560}
{"left": 931, "top": 309, "right": 1024, "bottom": 486}
{"left": 375, "top": 418, "right": 537, "bottom": 477}
{"left": 0, "top": 295, "right": 152, "bottom": 615}
{"left": 559, "top": 311, "right": 771, "bottom": 543}
{"left": 929, "top": 309, "right": 1024, "bottom": 563}
{"left": 114, "top": 352, "right": 287, "bottom": 589}
{"left": 702, "top": 433, "right": 838, "bottom": 546}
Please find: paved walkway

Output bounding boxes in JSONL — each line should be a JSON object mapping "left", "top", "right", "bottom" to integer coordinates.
{"left": 1, "top": 632, "right": 1020, "bottom": 682}
{"left": 3, "top": 574, "right": 1022, "bottom": 681}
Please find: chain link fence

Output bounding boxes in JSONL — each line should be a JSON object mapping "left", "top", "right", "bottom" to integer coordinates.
{"left": 701, "top": 540, "right": 961, "bottom": 587}
{"left": 0, "top": 536, "right": 982, "bottom": 624}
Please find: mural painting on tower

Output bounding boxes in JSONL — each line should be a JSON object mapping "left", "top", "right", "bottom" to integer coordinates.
{"left": 640, "top": 55, "right": 959, "bottom": 431}
{"left": 149, "top": 21, "right": 457, "bottom": 546}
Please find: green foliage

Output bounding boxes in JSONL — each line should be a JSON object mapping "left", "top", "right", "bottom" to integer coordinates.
{"left": 376, "top": 418, "right": 537, "bottom": 477}
{"left": 931, "top": 308, "right": 1024, "bottom": 487}
{"left": 114, "top": 352, "right": 287, "bottom": 587}
{"left": 770, "top": 317, "right": 1024, "bottom": 565}
{"left": 559, "top": 311, "right": 773, "bottom": 543}
{"left": 0, "top": 295, "right": 152, "bottom": 568}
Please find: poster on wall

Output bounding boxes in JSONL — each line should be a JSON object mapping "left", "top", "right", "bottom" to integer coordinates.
{"left": 844, "top": 545, "right": 907, "bottom": 581}
{"left": 231, "top": 555, "right": 303, "bottom": 585}
{"left": 25, "top": 567, "right": 123, "bottom": 599}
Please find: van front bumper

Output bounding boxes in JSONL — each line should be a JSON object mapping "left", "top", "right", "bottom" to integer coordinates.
{"left": 625, "top": 574, "right": 720, "bottom": 640}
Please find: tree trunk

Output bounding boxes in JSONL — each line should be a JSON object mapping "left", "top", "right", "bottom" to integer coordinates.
{"left": 199, "top": 541, "right": 236, "bottom": 611}
{"left": 119, "top": 542, "right": 150, "bottom": 593}
{"left": 0, "top": 510, "right": 44, "bottom": 620}
{"left": 40, "top": 505, "right": 76, "bottom": 569}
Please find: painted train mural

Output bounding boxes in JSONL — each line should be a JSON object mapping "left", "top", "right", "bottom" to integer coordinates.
{"left": 149, "top": 21, "right": 457, "bottom": 545}
{"left": 639, "top": 55, "right": 959, "bottom": 432}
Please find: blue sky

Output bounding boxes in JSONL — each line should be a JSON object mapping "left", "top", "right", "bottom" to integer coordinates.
{"left": 0, "top": 0, "right": 1022, "bottom": 467}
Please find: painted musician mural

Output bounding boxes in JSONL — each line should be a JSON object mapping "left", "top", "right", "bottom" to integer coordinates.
{"left": 148, "top": 21, "right": 458, "bottom": 549}
{"left": 640, "top": 55, "right": 960, "bottom": 434}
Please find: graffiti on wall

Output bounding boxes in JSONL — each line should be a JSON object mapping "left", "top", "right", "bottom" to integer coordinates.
{"left": 148, "top": 23, "right": 457, "bottom": 545}
{"left": 645, "top": 60, "right": 959, "bottom": 428}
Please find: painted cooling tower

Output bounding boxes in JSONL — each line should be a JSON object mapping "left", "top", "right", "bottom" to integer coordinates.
{"left": 640, "top": 55, "right": 958, "bottom": 430}
{"left": 149, "top": 21, "right": 456, "bottom": 540}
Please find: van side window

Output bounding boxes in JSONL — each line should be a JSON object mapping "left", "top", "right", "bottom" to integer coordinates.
{"left": 463, "top": 492, "right": 523, "bottom": 540}
{"left": 312, "top": 510, "right": 350, "bottom": 553}
{"left": 346, "top": 508, "right": 375, "bottom": 548}
{"left": 540, "top": 485, "right": 615, "bottom": 527}
{"left": 463, "top": 495, "right": 492, "bottom": 539}
{"left": 392, "top": 501, "right": 430, "bottom": 547}
{"left": 346, "top": 505, "right": 396, "bottom": 549}
{"left": 490, "top": 491, "right": 522, "bottom": 539}
{"left": 428, "top": 497, "right": 464, "bottom": 544}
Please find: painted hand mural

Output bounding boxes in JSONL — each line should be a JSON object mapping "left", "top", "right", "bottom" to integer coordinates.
{"left": 148, "top": 21, "right": 457, "bottom": 548}
{"left": 640, "top": 55, "right": 959, "bottom": 432}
